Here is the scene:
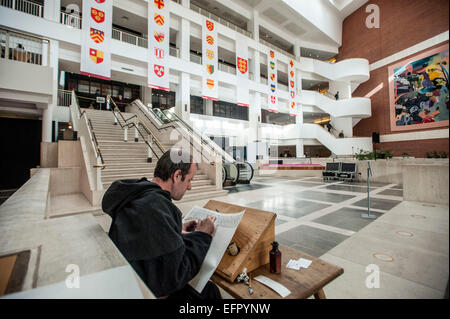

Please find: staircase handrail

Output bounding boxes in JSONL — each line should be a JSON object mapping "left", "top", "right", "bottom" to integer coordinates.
{"left": 109, "top": 98, "right": 166, "bottom": 160}
{"left": 70, "top": 91, "right": 105, "bottom": 169}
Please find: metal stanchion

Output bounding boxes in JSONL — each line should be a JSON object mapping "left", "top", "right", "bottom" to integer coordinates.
{"left": 361, "top": 161, "right": 376, "bottom": 219}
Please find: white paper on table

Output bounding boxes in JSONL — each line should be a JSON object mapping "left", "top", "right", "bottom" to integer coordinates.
{"left": 286, "top": 258, "right": 312, "bottom": 270}
{"left": 254, "top": 275, "right": 291, "bottom": 298}
{"left": 183, "top": 206, "right": 245, "bottom": 293}
{"left": 298, "top": 258, "right": 312, "bottom": 269}
{"left": 286, "top": 259, "right": 301, "bottom": 270}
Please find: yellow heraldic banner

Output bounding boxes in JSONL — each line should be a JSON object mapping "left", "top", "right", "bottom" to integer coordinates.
{"left": 288, "top": 59, "right": 297, "bottom": 116}
{"left": 267, "top": 49, "right": 278, "bottom": 112}
{"left": 148, "top": 0, "right": 170, "bottom": 91}
{"left": 80, "top": 0, "right": 112, "bottom": 80}
{"left": 235, "top": 33, "right": 249, "bottom": 107}
{"left": 202, "top": 17, "right": 218, "bottom": 101}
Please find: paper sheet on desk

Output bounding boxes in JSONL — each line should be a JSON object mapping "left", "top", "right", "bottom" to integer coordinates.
{"left": 183, "top": 206, "right": 245, "bottom": 293}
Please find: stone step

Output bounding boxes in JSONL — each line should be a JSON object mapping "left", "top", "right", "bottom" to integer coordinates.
{"left": 102, "top": 177, "right": 213, "bottom": 188}
{"left": 178, "top": 189, "right": 229, "bottom": 203}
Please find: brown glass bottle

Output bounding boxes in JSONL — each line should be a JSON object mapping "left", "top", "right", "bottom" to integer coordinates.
{"left": 269, "top": 241, "right": 281, "bottom": 274}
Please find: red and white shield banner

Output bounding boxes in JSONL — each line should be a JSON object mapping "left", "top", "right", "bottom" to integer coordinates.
{"left": 91, "top": 7, "right": 105, "bottom": 23}
{"left": 235, "top": 34, "right": 249, "bottom": 107}
{"left": 148, "top": 0, "right": 170, "bottom": 90}
{"left": 237, "top": 57, "right": 248, "bottom": 74}
{"left": 202, "top": 17, "right": 218, "bottom": 100}
{"left": 154, "top": 65, "right": 165, "bottom": 77}
{"left": 81, "top": 0, "right": 112, "bottom": 80}
{"left": 267, "top": 49, "right": 278, "bottom": 112}
{"left": 288, "top": 59, "right": 297, "bottom": 116}
{"left": 206, "top": 20, "right": 214, "bottom": 31}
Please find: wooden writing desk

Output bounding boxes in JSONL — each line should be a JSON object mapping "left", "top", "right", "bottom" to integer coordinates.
{"left": 211, "top": 244, "right": 343, "bottom": 299}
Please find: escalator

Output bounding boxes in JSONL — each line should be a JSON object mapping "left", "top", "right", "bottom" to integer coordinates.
{"left": 149, "top": 107, "right": 254, "bottom": 186}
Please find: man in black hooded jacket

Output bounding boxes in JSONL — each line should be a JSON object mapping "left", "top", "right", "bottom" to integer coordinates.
{"left": 102, "top": 149, "right": 221, "bottom": 299}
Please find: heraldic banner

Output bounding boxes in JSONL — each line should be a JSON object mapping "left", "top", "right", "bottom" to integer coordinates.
{"left": 235, "top": 33, "right": 249, "bottom": 107}
{"left": 267, "top": 49, "right": 278, "bottom": 113}
{"left": 80, "top": 0, "right": 112, "bottom": 80}
{"left": 148, "top": 0, "right": 170, "bottom": 91}
{"left": 288, "top": 59, "right": 297, "bottom": 116}
{"left": 202, "top": 17, "right": 218, "bottom": 100}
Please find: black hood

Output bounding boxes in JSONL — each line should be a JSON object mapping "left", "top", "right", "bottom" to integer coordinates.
{"left": 102, "top": 177, "right": 170, "bottom": 219}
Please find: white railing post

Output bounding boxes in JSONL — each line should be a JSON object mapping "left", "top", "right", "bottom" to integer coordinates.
{"left": 113, "top": 110, "right": 118, "bottom": 125}
{"left": 124, "top": 126, "right": 128, "bottom": 141}
{"left": 134, "top": 120, "right": 139, "bottom": 142}
{"left": 147, "top": 134, "right": 153, "bottom": 163}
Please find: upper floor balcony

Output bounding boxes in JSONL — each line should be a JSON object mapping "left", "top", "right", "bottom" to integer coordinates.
{"left": 0, "top": 26, "right": 53, "bottom": 115}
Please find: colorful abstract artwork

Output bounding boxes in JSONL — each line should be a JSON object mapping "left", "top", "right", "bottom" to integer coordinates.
{"left": 389, "top": 44, "right": 449, "bottom": 131}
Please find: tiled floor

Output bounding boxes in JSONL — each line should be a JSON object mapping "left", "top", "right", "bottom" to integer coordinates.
{"left": 175, "top": 175, "right": 448, "bottom": 299}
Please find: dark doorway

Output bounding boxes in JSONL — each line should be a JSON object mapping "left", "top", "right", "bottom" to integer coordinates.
{"left": 0, "top": 117, "right": 41, "bottom": 189}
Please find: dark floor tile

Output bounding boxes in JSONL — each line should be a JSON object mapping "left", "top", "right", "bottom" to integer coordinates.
{"left": 284, "top": 181, "right": 325, "bottom": 187}
{"left": 340, "top": 181, "right": 387, "bottom": 188}
{"left": 312, "top": 207, "right": 383, "bottom": 232}
{"left": 320, "top": 184, "right": 368, "bottom": 193}
{"left": 377, "top": 189, "right": 403, "bottom": 197}
{"left": 224, "top": 183, "right": 270, "bottom": 193}
{"left": 294, "top": 190, "right": 355, "bottom": 203}
{"left": 276, "top": 225, "right": 349, "bottom": 258}
{"left": 351, "top": 197, "right": 401, "bottom": 211}
{"left": 251, "top": 177, "right": 298, "bottom": 184}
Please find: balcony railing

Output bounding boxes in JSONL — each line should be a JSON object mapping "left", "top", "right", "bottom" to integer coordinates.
{"left": 190, "top": 52, "right": 202, "bottom": 64}
{"left": 60, "top": 11, "right": 82, "bottom": 29}
{"left": 0, "top": 0, "right": 43, "bottom": 18}
{"left": 190, "top": 3, "right": 252, "bottom": 38}
{"left": 112, "top": 28, "right": 147, "bottom": 48}
{"left": 170, "top": 46, "right": 180, "bottom": 58}
{"left": 0, "top": 27, "right": 49, "bottom": 66}
{"left": 59, "top": 11, "right": 148, "bottom": 48}
{"left": 218, "top": 62, "right": 236, "bottom": 74}
{"left": 58, "top": 89, "right": 72, "bottom": 106}
{"left": 259, "top": 37, "right": 297, "bottom": 61}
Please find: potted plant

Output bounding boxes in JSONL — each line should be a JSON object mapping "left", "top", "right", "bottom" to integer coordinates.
{"left": 440, "top": 152, "right": 448, "bottom": 158}
{"left": 402, "top": 152, "right": 409, "bottom": 158}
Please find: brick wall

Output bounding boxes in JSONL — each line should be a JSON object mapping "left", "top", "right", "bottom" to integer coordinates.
{"left": 378, "top": 138, "right": 449, "bottom": 158}
{"left": 337, "top": 0, "right": 449, "bottom": 157}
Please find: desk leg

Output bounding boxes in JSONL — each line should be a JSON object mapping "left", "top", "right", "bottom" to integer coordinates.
{"left": 314, "top": 289, "right": 326, "bottom": 299}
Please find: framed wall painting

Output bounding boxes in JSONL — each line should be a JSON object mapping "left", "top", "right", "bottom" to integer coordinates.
{"left": 388, "top": 44, "right": 449, "bottom": 131}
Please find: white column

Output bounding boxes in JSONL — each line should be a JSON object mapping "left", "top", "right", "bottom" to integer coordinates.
{"left": 175, "top": 73, "right": 191, "bottom": 122}
{"left": 294, "top": 41, "right": 301, "bottom": 59}
{"left": 181, "top": 0, "right": 190, "bottom": 8}
{"left": 44, "top": 0, "right": 61, "bottom": 22}
{"left": 253, "top": 49, "right": 260, "bottom": 84}
{"left": 329, "top": 81, "right": 353, "bottom": 137}
{"left": 295, "top": 139, "right": 304, "bottom": 158}
{"left": 42, "top": 40, "right": 58, "bottom": 142}
{"left": 143, "top": 86, "right": 152, "bottom": 106}
{"left": 178, "top": 18, "right": 190, "bottom": 61}
{"left": 250, "top": 9, "right": 259, "bottom": 41}
{"left": 205, "top": 99, "right": 213, "bottom": 116}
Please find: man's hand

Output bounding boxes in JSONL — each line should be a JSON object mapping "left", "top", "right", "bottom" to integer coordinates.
{"left": 182, "top": 219, "right": 198, "bottom": 235}
{"left": 195, "top": 214, "right": 216, "bottom": 237}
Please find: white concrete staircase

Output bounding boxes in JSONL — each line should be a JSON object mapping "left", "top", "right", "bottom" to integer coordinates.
{"left": 84, "top": 109, "right": 228, "bottom": 202}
